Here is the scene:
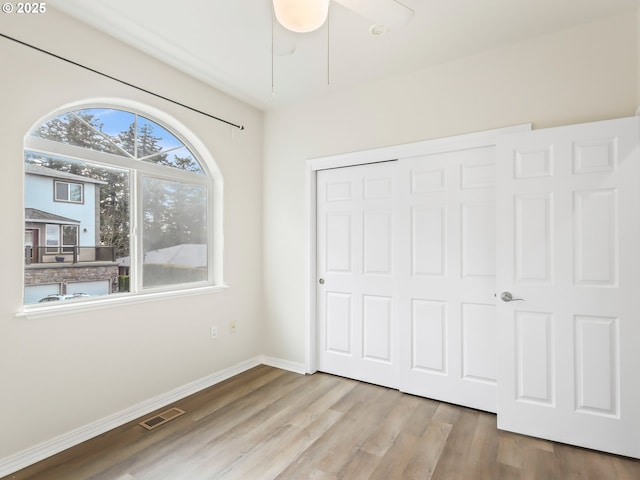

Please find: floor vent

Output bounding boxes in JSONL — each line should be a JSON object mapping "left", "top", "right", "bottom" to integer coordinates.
{"left": 139, "top": 407, "right": 186, "bottom": 430}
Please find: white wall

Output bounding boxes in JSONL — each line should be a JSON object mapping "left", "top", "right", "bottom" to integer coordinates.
{"left": 262, "top": 12, "right": 640, "bottom": 365}
{"left": 0, "top": 7, "right": 264, "bottom": 462}
{"left": 2, "top": 5, "right": 639, "bottom": 473}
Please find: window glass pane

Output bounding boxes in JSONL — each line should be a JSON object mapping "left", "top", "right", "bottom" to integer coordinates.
{"left": 142, "top": 177, "right": 208, "bottom": 288}
{"left": 24, "top": 151, "right": 130, "bottom": 303}
{"left": 138, "top": 116, "right": 203, "bottom": 174}
{"left": 62, "top": 226, "right": 77, "bottom": 253}
{"left": 25, "top": 153, "right": 129, "bottom": 260}
{"left": 55, "top": 182, "right": 68, "bottom": 201}
{"left": 30, "top": 109, "right": 204, "bottom": 173}
{"left": 62, "top": 225, "right": 78, "bottom": 245}
{"left": 46, "top": 225, "right": 59, "bottom": 247}
{"left": 30, "top": 111, "right": 127, "bottom": 157}
{"left": 143, "top": 146, "right": 203, "bottom": 174}
{"left": 139, "top": 116, "right": 182, "bottom": 153}
{"left": 78, "top": 108, "right": 136, "bottom": 153}
{"left": 45, "top": 224, "right": 59, "bottom": 254}
{"left": 69, "top": 183, "right": 83, "bottom": 202}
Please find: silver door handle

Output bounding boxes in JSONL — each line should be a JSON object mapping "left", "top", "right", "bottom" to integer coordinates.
{"left": 500, "top": 291, "right": 524, "bottom": 302}
{"left": 319, "top": 278, "right": 325, "bottom": 285}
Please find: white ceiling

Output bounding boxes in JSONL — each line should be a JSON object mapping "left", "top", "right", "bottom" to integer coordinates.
{"left": 49, "top": 0, "right": 639, "bottom": 111}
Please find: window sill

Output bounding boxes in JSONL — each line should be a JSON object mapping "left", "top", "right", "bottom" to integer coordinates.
{"left": 16, "top": 284, "right": 229, "bottom": 320}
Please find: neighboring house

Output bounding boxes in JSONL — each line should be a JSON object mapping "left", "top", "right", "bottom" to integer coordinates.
{"left": 24, "top": 163, "right": 118, "bottom": 304}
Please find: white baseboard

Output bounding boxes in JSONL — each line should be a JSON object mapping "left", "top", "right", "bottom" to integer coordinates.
{"left": 0, "top": 356, "right": 305, "bottom": 477}
{"left": 260, "top": 355, "right": 307, "bottom": 375}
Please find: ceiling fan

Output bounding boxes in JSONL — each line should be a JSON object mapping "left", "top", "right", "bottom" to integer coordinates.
{"left": 272, "top": 0, "right": 414, "bottom": 34}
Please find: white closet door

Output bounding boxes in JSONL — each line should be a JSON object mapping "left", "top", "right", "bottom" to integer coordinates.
{"left": 398, "top": 147, "right": 498, "bottom": 412}
{"left": 317, "top": 161, "right": 399, "bottom": 388}
{"left": 496, "top": 116, "right": 640, "bottom": 458}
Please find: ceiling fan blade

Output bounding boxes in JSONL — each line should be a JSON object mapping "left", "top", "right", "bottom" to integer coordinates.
{"left": 333, "top": 0, "right": 414, "bottom": 29}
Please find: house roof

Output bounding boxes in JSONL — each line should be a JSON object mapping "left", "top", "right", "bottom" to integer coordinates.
{"left": 118, "top": 244, "right": 207, "bottom": 268}
{"left": 25, "top": 208, "right": 80, "bottom": 225}
{"left": 25, "top": 163, "right": 108, "bottom": 185}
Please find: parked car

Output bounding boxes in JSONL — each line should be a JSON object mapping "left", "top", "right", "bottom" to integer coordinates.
{"left": 38, "top": 293, "right": 91, "bottom": 303}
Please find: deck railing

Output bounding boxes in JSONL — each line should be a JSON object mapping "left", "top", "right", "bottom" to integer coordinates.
{"left": 25, "top": 246, "right": 116, "bottom": 265}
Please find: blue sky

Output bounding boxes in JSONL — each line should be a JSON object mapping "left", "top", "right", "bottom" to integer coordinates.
{"left": 80, "top": 108, "right": 191, "bottom": 154}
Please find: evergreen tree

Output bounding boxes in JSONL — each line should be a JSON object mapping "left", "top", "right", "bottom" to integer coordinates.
{"left": 99, "top": 169, "right": 130, "bottom": 259}
{"left": 172, "top": 154, "right": 200, "bottom": 172}
{"left": 38, "top": 112, "right": 121, "bottom": 155}
{"left": 138, "top": 123, "right": 164, "bottom": 159}
{"left": 116, "top": 122, "right": 137, "bottom": 157}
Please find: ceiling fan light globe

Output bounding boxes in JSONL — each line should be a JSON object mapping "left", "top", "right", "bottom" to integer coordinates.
{"left": 273, "top": 0, "right": 330, "bottom": 33}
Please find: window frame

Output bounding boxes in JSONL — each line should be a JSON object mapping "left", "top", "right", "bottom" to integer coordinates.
{"left": 54, "top": 180, "right": 84, "bottom": 203}
{"left": 44, "top": 223, "right": 79, "bottom": 253}
{"left": 61, "top": 225, "right": 79, "bottom": 253}
{"left": 45, "top": 224, "right": 60, "bottom": 253}
{"left": 21, "top": 99, "right": 225, "bottom": 316}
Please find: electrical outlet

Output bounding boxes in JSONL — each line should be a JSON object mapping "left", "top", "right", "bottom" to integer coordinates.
{"left": 230, "top": 320, "right": 237, "bottom": 334}
{"left": 210, "top": 326, "right": 218, "bottom": 339}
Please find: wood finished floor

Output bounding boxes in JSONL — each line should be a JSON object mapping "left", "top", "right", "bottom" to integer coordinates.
{"left": 5, "top": 365, "right": 640, "bottom": 480}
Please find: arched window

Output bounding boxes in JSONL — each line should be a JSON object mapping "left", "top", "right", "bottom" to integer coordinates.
{"left": 23, "top": 104, "right": 219, "bottom": 306}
